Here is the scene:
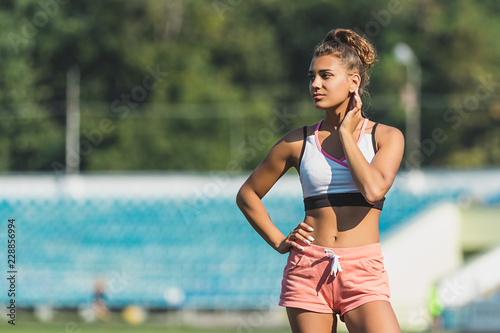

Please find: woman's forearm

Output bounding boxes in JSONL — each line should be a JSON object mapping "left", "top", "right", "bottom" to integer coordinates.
{"left": 236, "top": 186, "right": 286, "bottom": 251}
{"left": 339, "top": 129, "right": 386, "bottom": 203}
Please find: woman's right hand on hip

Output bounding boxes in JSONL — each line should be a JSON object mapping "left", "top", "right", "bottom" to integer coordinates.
{"left": 277, "top": 222, "right": 315, "bottom": 254}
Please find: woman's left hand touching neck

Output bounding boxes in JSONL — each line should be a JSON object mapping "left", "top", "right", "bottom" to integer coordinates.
{"left": 339, "top": 89, "right": 363, "bottom": 138}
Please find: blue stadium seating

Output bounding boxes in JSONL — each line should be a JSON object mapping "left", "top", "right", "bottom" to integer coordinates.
{"left": 0, "top": 185, "right": 464, "bottom": 310}
{"left": 442, "top": 291, "right": 500, "bottom": 331}
{"left": 484, "top": 191, "right": 500, "bottom": 206}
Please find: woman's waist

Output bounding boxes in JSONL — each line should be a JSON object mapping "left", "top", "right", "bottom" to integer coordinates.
{"left": 303, "top": 208, "right": 381, "bottom": 248}
{"left": 295, "top": 239, "right": 382, "bottom": 260}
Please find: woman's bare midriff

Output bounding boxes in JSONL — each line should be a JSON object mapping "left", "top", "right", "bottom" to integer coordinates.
{"left": 303, "top": 206, "right": 381, "bottom": 248}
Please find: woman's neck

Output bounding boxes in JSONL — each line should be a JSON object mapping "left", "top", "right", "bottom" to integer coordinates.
{"left": 322, "top": 112, "right": 343, "bottom": 130}
{"left": 321, "top": 94, "right": 355, "bottom": 130}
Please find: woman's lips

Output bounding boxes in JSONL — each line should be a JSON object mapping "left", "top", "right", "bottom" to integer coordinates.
{"left": 313, "top": 94, "right": 325, "bottom": 100}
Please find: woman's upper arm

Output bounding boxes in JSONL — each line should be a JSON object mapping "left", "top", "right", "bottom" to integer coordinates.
{"left": 239, "top": 128, "right": 304, "bottom": 199}
{"left": 370, "top": 125, "right": 405, "bottom": 194}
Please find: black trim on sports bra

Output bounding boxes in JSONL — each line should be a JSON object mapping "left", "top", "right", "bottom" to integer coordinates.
{"left": 371, "top": 122, "right": 379, "bottom": 153}
{"left": 304, "top": 192, "right": 385, "bottom": 211}
{"left": 298, "top": 126, "right": 307, "bottom": 166}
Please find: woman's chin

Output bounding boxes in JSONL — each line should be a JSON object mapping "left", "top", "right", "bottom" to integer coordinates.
{"left": 313, "top": 100, "right": 344, "bottom": 112}
{"left": 313, "top": 102, "right": 328, "bottom": 111}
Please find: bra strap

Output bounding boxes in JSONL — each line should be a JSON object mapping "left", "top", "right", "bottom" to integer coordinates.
{"left": 356, "top": 118, "right": 369, "bottom": 145}
{"left": 298, "top": 126, "right": 307, "bottom": 166}
{"left": 371, "top": 122, "right": 379, "bottom": 153}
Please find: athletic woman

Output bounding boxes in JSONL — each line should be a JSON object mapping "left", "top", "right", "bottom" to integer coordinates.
{"left": 236, "top": 28, "right": 404, "bottom": 333}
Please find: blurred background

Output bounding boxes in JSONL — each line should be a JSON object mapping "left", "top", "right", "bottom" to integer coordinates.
{"left": 0, "top": 0, "right": 500, "bottom": 332}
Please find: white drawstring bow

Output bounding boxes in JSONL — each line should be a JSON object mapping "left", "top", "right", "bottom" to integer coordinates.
{"left": 324, "top": 249, "right": 342, "bottom": 277}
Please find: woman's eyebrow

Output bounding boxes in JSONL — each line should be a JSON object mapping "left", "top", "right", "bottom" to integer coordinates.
{"left": 308, "top": 69, "right": 335, "bottom": 74}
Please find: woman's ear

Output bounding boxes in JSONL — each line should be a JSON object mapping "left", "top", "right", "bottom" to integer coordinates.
{"left": 350, "top": 73, "right": 361, "bottom": 93}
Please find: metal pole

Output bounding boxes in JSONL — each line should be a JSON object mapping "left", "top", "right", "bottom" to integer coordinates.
{"left": 404, "top": 63, "right": 421, "bottom": 169}
{"left": 66, "top": 66, "right": 80, "bottom": 173}
{"left": 394, "top": 43, "right": 421, "bottom": 169}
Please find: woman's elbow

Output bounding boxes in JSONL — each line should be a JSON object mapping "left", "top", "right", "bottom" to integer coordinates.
{"left": 364, "top": 187, "right": 386, "bottom": 205}
{"left": 236, "top": 186, "right": 250, "bottom": 210}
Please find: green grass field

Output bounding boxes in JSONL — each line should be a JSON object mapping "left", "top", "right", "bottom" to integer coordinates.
{"left": 0, "top": 310, "right": 453, "bottom": 333}
{"left": 0, "top": 322, "right": 453, "bottom": 333}
{"left": 0, "top": 322, "right": 291, "bottom": 333}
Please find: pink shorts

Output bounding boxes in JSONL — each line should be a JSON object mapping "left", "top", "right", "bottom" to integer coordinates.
{"left": 279, "top": 242, "right": 390, "bottom": 319}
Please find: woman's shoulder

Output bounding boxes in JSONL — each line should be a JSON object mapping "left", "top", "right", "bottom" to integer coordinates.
{"left": 271, "top": 125, "right": 316, "bottom": 166}
{"left": 278, "top": 124, "right": 314, "bottom": 144}
{"left": 366, "top": 119, "right": 400, "bottom": 135}
{"left": 368, "top": 120, "right": 404, "bottom": 146}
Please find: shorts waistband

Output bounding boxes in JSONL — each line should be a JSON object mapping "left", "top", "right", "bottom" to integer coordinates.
{"left": 295, "top": 241, "right": 382, "bottom": 261}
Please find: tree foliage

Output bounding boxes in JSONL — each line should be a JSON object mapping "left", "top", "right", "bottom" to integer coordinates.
{"left": 1, "top": 0, "right": 499, "bottom": 172}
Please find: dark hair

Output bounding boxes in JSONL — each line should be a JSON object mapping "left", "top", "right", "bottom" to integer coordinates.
{"left": 313, "top": 29, "right": 377, "bottom": 94}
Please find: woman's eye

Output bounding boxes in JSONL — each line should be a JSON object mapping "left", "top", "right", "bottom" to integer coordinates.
{"left": 308, "top": 73, "right": 332, "bottom": 81}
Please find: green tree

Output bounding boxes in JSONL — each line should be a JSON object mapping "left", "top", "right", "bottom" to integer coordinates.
{"left": 1, "top": 0, "right": 499, "bottom": 172}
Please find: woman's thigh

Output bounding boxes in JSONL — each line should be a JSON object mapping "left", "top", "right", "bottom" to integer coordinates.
{"left": 286, "top": 307, "right": 337, "bottom": 333}
{"left": 343, "top": 301, "right": 400, "bottom": 333}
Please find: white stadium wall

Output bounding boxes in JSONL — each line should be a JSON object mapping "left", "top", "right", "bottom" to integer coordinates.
{"left": 381, "top": 203, "right": 462, "bottom": 331}
{"left": 437, "top": 242, "right": 500, "bottom": 308}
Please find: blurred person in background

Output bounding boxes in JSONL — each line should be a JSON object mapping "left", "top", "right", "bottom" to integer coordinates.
{"left": 237, "top": 28, "right": 404, "bottom": 332}
{"left": 429, "top": 284, "right": 444, "bottom": 331}
{"left": 93, "top": 278, "right": 110, "bottom": 322}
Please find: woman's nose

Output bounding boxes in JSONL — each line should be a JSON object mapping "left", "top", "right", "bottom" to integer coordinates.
{"left": 311, "top": 76, "right": 321, "bottom": 89}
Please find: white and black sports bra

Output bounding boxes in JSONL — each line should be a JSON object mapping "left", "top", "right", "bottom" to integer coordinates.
{"left": 299, "top": 118, "right": 385, "bottom": 211}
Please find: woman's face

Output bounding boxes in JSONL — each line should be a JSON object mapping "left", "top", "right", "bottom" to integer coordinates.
{"left": 308, "top": 55, "right": 357, "bottom": 111}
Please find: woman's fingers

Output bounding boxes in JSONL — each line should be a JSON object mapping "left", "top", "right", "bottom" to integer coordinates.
{"left": 278, "top": 237, "right": 302, "bottom": 253}
{"left": 279, "top": 222, "right": 315, "bottom": 253}
{"left": 290, "top": 222, "right": 314, "bottom": 245}
{"left": 291, "top": 231, "right": 308, "bottom": 245}
{"left": 289, "top": 240, "right": 304, "bottom": 251}
{"left": 299, "top": 222, "right": 314, "bottom": 232}
{"left": 354, "top": 90, "right": 363, "bottom": 110}
{"left": 277, "top": 239, "right": 292, "bottom": 254}
{"left": 296, "top": 228, "right": 315, "bottom": 244}
{"left": 349, "top": 90, "right": 362, "bottom": 113}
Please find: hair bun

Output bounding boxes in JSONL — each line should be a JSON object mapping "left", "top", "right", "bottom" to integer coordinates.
{"left": 327, "top": 29, "right": 377, "bottom": 68}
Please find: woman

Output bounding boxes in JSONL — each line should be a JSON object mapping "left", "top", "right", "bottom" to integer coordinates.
{"left": 236, "top": 28, "right": 404, "bottom": 333}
